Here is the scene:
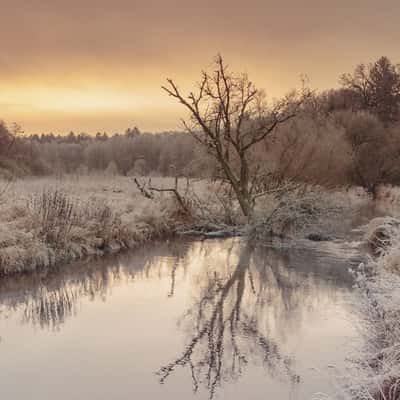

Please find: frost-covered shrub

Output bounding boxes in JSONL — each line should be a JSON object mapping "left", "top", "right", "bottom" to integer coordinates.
{"left": 365, "top": 217, "right": 400, "bottom": 259}
{"left": 29, "top": 190, "right": 78, "bottom": 248}
{"left": 346, "top": 219, "right": 400, "bottom": 399}
{"left": 350, "top": 261, "right": 400, "bottom": 400}
{"left": 251, "top": 189, "right": 345, "bottom": 238}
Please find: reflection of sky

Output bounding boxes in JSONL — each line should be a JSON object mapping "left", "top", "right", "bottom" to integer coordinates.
{"left": 0, "top": 239, "right": 361, "bottom": 400}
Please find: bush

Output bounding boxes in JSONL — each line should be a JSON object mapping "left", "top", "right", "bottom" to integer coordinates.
{"left": 338, "top": 111, "right": 400, "bottom": 196}
{"left": 29, "top": 190, "right": 78, "bottom": 248}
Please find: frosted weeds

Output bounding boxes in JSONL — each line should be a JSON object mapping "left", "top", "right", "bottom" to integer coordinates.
{"left": 346, "top": 217, "right": 400, "bottom": 400}
{"left": 365, "top": 217, "right": 400, "bottom": 272}
{"left": 0, "top": 176, "right": 190, "bottom": 274}
{"left": 0, "top": 175, "right": 254, "bottom": 274}
{"left": 0, "top": 176, "right": 369, "bottom": 276}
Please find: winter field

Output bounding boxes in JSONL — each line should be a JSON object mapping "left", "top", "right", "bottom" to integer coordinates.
{"left": 0, "top": 175, "right": 368, "bottom": 276}
{"left": 0, "top": 175, "right": 197, "bottom": 275}
{"left": 0, "top": 175, "right": 253, "bottom": 275}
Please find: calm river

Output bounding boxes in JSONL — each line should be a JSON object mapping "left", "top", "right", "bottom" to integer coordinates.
{"left": 0, "top": 237, "right": 364, "bottom": 399}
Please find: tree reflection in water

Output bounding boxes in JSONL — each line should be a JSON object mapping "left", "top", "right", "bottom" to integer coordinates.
{"left": 158, "top": 240, "right": 301, "bottom": 400}
{"left": 0, "top": 238, "right": 354, "bottom": 399}
{"left": 0, "top": 243, "right": 188, "bottom": 329}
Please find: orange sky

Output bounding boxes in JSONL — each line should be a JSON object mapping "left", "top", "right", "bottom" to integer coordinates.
{"left": 1, "top": 0, "right": 400, "bottom": 134}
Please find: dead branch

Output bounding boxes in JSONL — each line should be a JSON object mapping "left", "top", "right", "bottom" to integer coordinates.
{"left": 133, "top": 177, "right": 154, "bottom": 199}
{"left": 134, "top": 177, "right": 190, "bottom": 214}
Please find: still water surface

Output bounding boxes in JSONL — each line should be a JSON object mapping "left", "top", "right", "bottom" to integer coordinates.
{"left": 0, "top": 238, "right": 363, "bottom": 399}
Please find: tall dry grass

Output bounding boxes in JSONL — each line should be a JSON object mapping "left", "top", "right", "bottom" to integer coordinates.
{"left": 0, "top": 176, "right": 184, "bottom": 274}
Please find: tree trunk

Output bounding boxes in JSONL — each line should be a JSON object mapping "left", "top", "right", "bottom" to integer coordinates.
{"left": 216, "top": 148, "right": 252, "bottom": 218}
{"left": 226, "top": 154, "right": 252, "bottom": 219}
{"left": 235, "top": 191, "right": 251, "bottom": 218}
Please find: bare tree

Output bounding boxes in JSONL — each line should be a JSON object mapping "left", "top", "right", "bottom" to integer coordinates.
{"left": 340, "top": 64, "right": 372, "bottom": 110}
{"left": 341, "top": 56, "right": 400, "bottom": 124}
{"left": 162, "top": 55, "right": 310, "bottom": 218}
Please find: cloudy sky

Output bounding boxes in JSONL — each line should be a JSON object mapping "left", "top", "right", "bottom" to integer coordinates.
{"left": 1, "top": 0, "right": 399, "bottom": 134}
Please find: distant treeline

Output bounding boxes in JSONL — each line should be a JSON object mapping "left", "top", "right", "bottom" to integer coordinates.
{"left": 2, "top": 56, "right": 400, "bottom": 194}
{"left": 0, "top": 126, "right": 216, "bottom": 178}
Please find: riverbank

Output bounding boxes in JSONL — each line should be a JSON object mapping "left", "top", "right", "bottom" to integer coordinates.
{"left": 0, "top": 175, "right": 366, "bottom": 275}
{"left": 0, "top": 176, "right": 203, "bottom": 275}
{"left": 347, "top": 215, "right": 400, "bottom": 400}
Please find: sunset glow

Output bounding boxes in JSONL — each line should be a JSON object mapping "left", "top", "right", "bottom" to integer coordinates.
{"left": 1, "top": 0, "right": 400, "bottom": 134}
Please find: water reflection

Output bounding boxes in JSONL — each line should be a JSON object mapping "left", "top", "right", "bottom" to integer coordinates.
{"left": 156, "top": 240, "right": 356, "bottom": 399}
{"left": 0, "top": 238, "right": 361, "bottom": 400}
{"left": 0, "top": 243, "right": 187, "bottom": 329}
{"left": 158, "top": 241, "right": 300, "bottom": 399}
